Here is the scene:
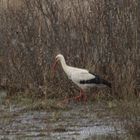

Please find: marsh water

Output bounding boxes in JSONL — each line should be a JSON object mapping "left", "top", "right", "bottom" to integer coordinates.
{"left": 0, "top": 90, "right": 125, "bottom": 140}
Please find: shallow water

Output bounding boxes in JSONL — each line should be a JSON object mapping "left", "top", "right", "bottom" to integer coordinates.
{"left": 0, "top": 91, "right": 125, "bottom": 140}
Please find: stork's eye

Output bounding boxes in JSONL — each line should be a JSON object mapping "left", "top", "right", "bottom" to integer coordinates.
{"left": 56, "top": 57, "right": 59, "bottom": 61}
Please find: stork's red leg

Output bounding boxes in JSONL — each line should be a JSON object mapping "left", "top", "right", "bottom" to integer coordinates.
{"left": 83, "top": 94, "right": 87, "bottom": 103}
{"left": 74, "top": 89, "right": 85, "bottom": 101}
{"left": 62, "top": 89, "right": 87, "bottom": 103}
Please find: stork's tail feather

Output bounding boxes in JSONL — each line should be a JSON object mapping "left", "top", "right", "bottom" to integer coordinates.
{"left": 89, "top": 72, "right": 112, "bottom": 88}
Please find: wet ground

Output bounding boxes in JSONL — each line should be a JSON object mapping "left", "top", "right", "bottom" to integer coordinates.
{"left": 0, "top": 90, "right": 125, "bottom": 140}
{"left": 0, "top": 103, "right": 125, "bottom": 140}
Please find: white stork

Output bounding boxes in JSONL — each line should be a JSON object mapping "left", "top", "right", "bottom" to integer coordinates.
{"left": 52, "top": 54, "right": 111, "bottom": 101}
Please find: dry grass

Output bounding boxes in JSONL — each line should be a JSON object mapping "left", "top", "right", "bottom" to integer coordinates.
{"left": 114, "top": 97, "right": 140, "bottom": 138}
{"left": 0, "top": 0, "right": 139, "bottom": 99}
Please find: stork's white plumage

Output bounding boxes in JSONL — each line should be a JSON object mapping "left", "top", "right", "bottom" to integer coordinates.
{"left": 52, "top": 54, "right": 111, "bottom": 101}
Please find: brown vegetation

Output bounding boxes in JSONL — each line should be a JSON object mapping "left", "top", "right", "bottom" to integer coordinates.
{"left": 0, "top": 0, "right": 139, "bottom": 99}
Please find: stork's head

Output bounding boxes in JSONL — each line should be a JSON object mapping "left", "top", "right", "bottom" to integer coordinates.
{"left": 52, "top": 54, "right": 64, "bottom": 78}
{"left": 55, "top": 54, "right": 64, "bottom": 62}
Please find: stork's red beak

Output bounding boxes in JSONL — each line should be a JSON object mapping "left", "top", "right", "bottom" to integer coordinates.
{"left": 52, "top": 59, "right": 58, "bottom": 78}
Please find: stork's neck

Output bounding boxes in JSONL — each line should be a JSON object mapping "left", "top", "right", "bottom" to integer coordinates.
{"left": 60, "top": 57, "right": 70, "bottom": 76}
